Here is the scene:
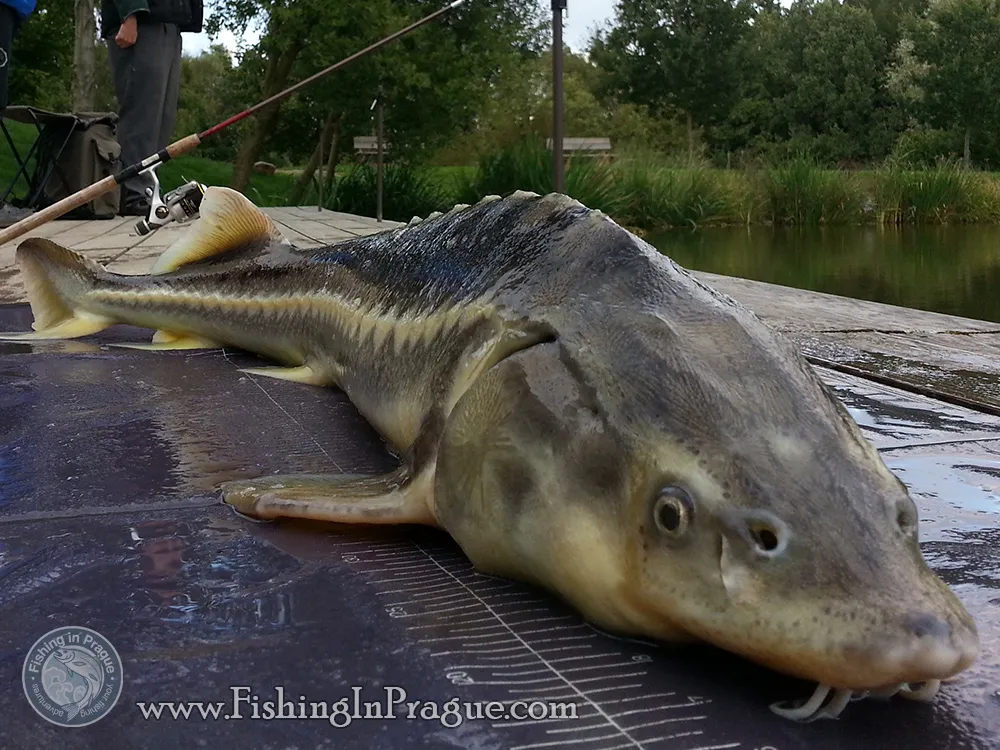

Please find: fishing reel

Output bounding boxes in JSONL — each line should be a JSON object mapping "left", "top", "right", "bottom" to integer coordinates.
{"left": 134, "top": 165, "right": 206, "bottom": 236}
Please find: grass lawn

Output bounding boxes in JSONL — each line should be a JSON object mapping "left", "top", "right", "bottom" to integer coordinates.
{"left": 159, "top": 155, "right": 296, "bottom": 206}
{"left": 0, "top": 120, "right": 43, "bottom": 197}
{"left": 424, "top": 165, "right": 474, "bottom": 192}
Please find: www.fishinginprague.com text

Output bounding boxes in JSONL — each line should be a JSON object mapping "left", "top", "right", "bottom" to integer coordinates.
{"left": 134, "top": 686, "right": 580, "bottom": 727}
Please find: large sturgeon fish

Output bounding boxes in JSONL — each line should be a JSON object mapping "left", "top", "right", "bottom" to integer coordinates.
{"left": 0, "top": 187, "right": 979, "bottom": 720}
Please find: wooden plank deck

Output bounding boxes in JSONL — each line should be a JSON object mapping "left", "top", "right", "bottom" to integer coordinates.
{"left": 2, "top": 207, "right": 1000, "bottom": 413}
{"left": 696, "top": 272, "right": 1000, "bottom": 413}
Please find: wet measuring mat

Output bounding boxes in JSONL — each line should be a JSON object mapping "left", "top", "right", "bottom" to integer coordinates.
{"left": 0, "top": 303, "right": 997, "bottom": 749}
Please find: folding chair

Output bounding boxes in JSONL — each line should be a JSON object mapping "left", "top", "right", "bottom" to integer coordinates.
{"left": 1, "top": 107, "right": 121, "bottom": 219}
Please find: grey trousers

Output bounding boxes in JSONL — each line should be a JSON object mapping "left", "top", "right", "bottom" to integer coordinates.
{"left": 107, "top": 23, "right": 182, "bottom": 204}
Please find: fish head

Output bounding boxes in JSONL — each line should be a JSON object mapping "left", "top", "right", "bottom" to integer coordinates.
{"left": 623, "top": 413, "right": 980, "bottom": 691}
{"left": 53, "top": 648, "right": 74, "bottom": 664}
{"left": 554, "top": 248, "right": 979, "bottom": 692}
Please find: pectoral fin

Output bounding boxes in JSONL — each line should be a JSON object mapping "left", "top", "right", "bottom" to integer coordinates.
{"left": 221, "top": 467, "right": 438, "bottom": 526}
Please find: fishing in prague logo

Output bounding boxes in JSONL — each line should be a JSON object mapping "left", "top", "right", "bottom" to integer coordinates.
{"left": 22, "top": 626, "right": 124, "bottom": 727}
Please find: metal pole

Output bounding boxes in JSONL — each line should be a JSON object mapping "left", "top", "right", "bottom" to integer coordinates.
{"left": 552, "top": 0, "right": 566, "bottom": 193}
{"left": 376, "top": 90, "right": 384, "bottom": 222}
{"left": 318, "top": 117, "right": 325, "bottom": 212}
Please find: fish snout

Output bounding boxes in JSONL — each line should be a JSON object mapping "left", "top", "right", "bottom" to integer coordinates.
{"left": 859, "top": 609, "right": 979, "bottom": 686}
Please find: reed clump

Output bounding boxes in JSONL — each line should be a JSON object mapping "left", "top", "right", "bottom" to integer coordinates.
{"left": 613, "top": 152, "right": 746, "bottom": 228}
{"left": 869, "top": 161, "right": 1000, "bottom": 224}
{"left": 455, "top": 136, "right": 627, "bottom": 216}
{"left": 326, "top": 161, "right": 452, "bottom": 223}
{"left": 317, "top": 141, "right": 1000, "bottom": 230}
{"left": 760, "top": 156, "right": 864, "bottom": 226}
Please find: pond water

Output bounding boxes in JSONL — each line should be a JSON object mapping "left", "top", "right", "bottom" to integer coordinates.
{"left": 646, "top": 225, "right": 1000, "bottom": 324}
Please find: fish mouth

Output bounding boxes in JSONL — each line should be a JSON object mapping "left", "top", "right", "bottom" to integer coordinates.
{"left": 855, "top": 615, "right": 980, "bottom": 686}
{"left": 746, "top": 615, "right": 979, "bottom": 689}
{"left": 740, "top": 609, "right": 980, "bottom": 722}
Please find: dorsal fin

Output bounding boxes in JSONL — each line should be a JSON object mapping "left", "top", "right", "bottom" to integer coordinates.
{"left": 150, "top": 186, "right": 286, "bottom": 274}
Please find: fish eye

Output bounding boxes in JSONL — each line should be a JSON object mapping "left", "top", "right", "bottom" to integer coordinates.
{"left": 896, "top": 497, "right": 918, "bottom": 537}
{"left": 893, "top": 478, "right": 918, "bottom": 537}
{"left": 653, "top": 486, "right": 694, "bottom": 537}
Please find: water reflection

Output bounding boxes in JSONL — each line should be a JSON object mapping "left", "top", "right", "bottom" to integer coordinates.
{"left": 126, "top": 513, "right": 300, "bottom": 628}
{"left": 649, "top": 225, "right": 1000, "bottom": 323}
{"left": 822, "top": 369, "right": 1000, "bottom": 445}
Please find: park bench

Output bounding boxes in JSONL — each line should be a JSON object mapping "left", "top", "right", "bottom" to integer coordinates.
{"left": 547, "top": 137, "right": 612, "bottom": 156}
{"left": 354, "top": 136, "right": 390, "bottom": 156}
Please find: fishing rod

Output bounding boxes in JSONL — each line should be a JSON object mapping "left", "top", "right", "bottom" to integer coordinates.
{"left": 0, "top": 0, "right": 468, "bottom": 246}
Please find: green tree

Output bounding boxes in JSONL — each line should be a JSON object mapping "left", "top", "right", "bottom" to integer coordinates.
{"left": 845, "top": 0, "right": 930, "bottom": 47}
{"left": 477, "top": 49, "right": 633, "bottom": 143}
{"left": 73, "top": 0, "right": 97, "bottom": 111}
{"left": 529, "top": 50, "right": 687, "bottom": 153}
{"left": 435, "top": 48, "right": 687, "bottom": 163}
{"left": 9, "top": 0, "right": 75, "bottom": 111}
{"left": 722, "top": 0, "right": 903, "bottom": 164}
{"left": 589, "top": 0, "right": 753, "bottom": 160}
{"left": 530, "top": 50, "right": 609, "bottom": 140}
{"left": 908, "top": 0, "right": 1000, "bottom": 166}
{"left": 172, "top": 46, "right": 242, "bottom": 161}
{"left": 207, "top": 0, "right": 544, "bottom": 191}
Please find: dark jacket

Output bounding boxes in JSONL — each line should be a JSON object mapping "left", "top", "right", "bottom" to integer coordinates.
{"left": 99, "top": 0, "right": 203, "bottom": 38}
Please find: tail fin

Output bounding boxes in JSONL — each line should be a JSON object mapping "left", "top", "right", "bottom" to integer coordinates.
{"left": 0, "top": 238, "right": 114, "bottom": 341}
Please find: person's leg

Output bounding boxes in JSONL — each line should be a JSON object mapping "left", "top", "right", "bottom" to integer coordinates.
{"left": 157, "top": 23, "right": 182, "bottom": 151}
{"left": 107, "top": 22, "right": 175, "bottom": 213}
{"left": 106, "top": 39, "right": 146, "bottom": 210}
